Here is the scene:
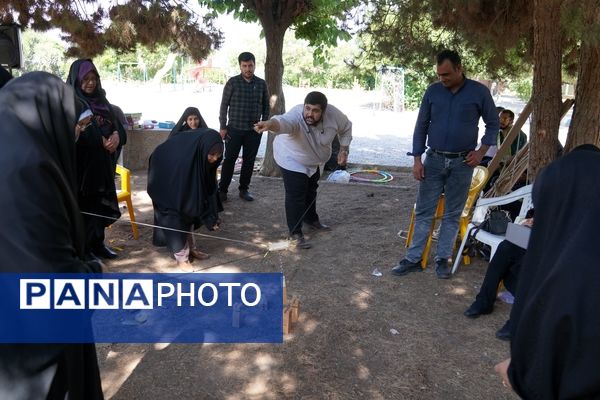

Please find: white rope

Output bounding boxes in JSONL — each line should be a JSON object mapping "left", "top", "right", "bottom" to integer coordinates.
{"left": 80, "top": 211, "right": 290, "bottom": 252}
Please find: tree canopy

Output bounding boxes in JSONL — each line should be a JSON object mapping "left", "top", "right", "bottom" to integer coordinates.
{"left": 0, "top": 0, "right": 222, "bottom": 59}
{"left": 202, "top": 0, "right": 357, "bottom": 60}
{"left": 359, "top": 0, "right": 600, "bottom": 179}
{"left": 358, "top": 0, "right": 533, "bottom": 81}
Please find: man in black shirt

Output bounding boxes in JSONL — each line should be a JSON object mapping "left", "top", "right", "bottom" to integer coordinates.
{"left": 218, "top": 52, "right": 270, "bottom": 202}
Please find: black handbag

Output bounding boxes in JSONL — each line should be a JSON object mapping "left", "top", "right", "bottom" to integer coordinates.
{"left": 479, "top": 209, "right": 512, "bottom": 235}
{"left": 460, "top": 209, "right": 511, "bottom": 262}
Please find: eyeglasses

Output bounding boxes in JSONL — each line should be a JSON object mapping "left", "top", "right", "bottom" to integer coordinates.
{"left": 82, "top": 76, "right": 98, "bottom": 84}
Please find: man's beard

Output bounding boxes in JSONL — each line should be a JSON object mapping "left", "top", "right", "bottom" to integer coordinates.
{"left": 304, "top": 116, "right": 319, "bottom": 126}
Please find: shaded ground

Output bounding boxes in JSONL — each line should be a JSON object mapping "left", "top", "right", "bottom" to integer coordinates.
{"left": 99, "top": 169, "right": 518, "bottom": 399}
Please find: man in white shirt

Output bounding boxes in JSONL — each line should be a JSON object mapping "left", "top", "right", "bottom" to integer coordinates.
{"left": 254, "top": 91, "right": 352, "bottom": 249}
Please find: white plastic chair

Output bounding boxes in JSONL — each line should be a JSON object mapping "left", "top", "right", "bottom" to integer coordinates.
{"left": 452, "top": 184, "right": 533, "bottom": 274}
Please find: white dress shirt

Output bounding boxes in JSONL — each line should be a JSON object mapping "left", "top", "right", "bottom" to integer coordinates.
{"left": 273, "top": 104, "right": 352, "bottom": 176}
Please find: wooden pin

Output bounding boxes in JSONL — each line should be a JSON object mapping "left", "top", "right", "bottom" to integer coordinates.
{"left": 283, "top": 305, "right": 292, "bottom": 334}
{"left": 290, "top": 297, "right": 300, "bottom": 324}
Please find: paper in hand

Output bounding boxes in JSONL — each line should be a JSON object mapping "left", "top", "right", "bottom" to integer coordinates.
{"left": 78, "top": 109, "right": 93, "bottom": 129}
{"left": 78, "top": 109, "right": 93, "bottom": 122}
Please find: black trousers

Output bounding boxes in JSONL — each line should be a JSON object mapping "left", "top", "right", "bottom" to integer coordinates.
{"left": 475, "top": 240, "right": 526, "bottom": 309}
{"left": 219, "top": 127, "right": 262, "bottom": 193}
{"left": 83, "top": 215, "right": 106, "bottom": 253}
{"left": 324, "top": 135, "right": 342, "bottom": 171}
{"left": 280, "top": 167, "right": 320, "bottom": 236}
{"left": 79, "top": 193, "right": 120, "bottom": 254}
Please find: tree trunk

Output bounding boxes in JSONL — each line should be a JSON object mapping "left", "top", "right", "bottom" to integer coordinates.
{"left": 528, "top": 0, "right": 563, "bottom": 180}
{"left": 564, "top": 0, "right": 600, "bottom": 152}
{"left": 259, "top": 25, "right": 287, "bottom": 177}
{"left": 151, "top": 52, "right": 177, "bottom": 85}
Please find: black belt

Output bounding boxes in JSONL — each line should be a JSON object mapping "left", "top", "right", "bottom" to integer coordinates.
{"left": 429, "top": 149, "right": 470, "bottom": 158}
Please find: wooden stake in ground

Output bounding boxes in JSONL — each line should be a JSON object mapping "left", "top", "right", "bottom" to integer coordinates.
{"left": 290, "top": 297, "right": 300, "bottom": 324}
{"left": 283, "top": 305, "right": 292, "bottom": 334}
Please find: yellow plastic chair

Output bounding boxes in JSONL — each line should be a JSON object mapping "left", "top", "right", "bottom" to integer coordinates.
{"left": 405, "top": 166, "right": 489, "bottom": 268}
{"left": 115, "top": 165, "right": 139, "bottom": 239}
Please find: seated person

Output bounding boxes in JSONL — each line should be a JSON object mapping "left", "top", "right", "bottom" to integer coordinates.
{"left": 464, "top": 213, "right": 533, "bottom": 341}
{"left": 498, "top": 109, "right": 527, "bottom": 158}
{"left": 495, "top": 144, "right": 600, "bottom": 399}
{"left": 147, "top": 128, "right": 223, "bottom": 266}
{"left": 480, "top": 106, "right": 505, "bottom": 167}
{"left": 482, "top": 108, "right": 527, "bottom": 189}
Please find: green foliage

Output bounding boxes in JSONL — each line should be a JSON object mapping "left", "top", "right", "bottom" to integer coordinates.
{"left": 281, "top": 36, "right": 372, "bottom": 89}
{"left": 509, "top": 76, "right": 533, "bottom": 102}
{"left": 404, "top": 70, "right": 431, "bottom": 110}
{"left": 202, "top": 1, "right": 254, "bottom": 22}
{"left": 358, "top": 0, "right": 534, "bottom": 83}
{"left": 357, "top": 0, "right": 600, "bottom": 87}
{"left": 92, "top": 49, "right": 120, "bottom": 78}
{"left": 201, "top": 67, "right": 227, "bottom": 84}
{"left": 292, "top": 0, "right": 357, "bottom": 62}
{"left": 200, "top": 0, "right": 358, "bottom": 65}
{"left": 93, "top": 44, "right": 187, "bottom": 82}
{"left": 20, "top": 30, "right": 70, "bottom": 77}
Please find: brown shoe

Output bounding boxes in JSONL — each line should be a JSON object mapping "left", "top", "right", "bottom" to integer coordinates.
{"left": 190, "top": 249, "right": 210, "bottom": 260}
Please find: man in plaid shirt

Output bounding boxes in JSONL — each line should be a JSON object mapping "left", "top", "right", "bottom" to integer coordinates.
{"left": 218, "top": 52, "right": 270, "bottom": 202}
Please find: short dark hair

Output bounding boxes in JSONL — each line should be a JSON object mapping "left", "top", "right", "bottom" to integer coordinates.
{"left": 238, "top": 52, "right": 255, "bottom": 64}
{"left": 436, "top": 50, "right": 461, "bottom": 67}
{"left": 304, "top": 91, "right": 328, "bottom": 111}
{"left": 501, "top": 109, "right": 515, "bottom": 120}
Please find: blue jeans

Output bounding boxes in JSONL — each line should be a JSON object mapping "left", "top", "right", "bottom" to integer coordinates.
{"left": 406, "top": 151, "right": 474, "bottom": 262}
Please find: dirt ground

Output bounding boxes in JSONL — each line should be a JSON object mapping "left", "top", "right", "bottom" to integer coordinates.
{"left": 99, "top": 167, "right": 519, "bottom": 400}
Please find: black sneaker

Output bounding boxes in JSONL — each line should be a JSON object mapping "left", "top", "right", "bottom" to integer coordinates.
{"left": 391, "top": 258, "right": 422, "bottom": 276}
{"left": 218, "top": 190, "right": 228, "bottom": 202}
{"left": 496, "top": 320, "right": 511, "bottom": 341}
{"left": 239, "top": 190, "right": 254, "bottom": 201}
{"left": 435, "top": 258, "right": 451, "bottom": 279}
{"left": 463, "top": 302, "right": 493, "bottom": 318}
{"left": 288, "top": 233, "right": 311, "bottom": 249}
{"left": 92, "top": 244, "right": 118, "bottom": 259}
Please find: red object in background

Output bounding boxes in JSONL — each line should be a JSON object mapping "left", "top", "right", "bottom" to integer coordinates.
{"left": 190, "top": 59, "right": 213, "bottom": 86}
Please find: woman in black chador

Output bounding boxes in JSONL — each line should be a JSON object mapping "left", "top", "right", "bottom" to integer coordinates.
{"left": 148, "top": 129, "right": 224, "bottom": 266}
{"left": 0, "top": 72, "right": 103, "bottom": 400}
{"left": 169, "top": 106, "right": 208, "bottom": 138}
{"left": 66, "top": 59, "right": 127, "bottom": 260}
{"left": 495, "top": 144, "right": 600, "bottom": 399}
{"left": 0, "top": 65, "right": 12, "bottom": 89}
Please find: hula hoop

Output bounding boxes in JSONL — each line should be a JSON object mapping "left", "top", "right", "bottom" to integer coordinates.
{"left": 350, "top": 169, "right": 394, "bottom": 183}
